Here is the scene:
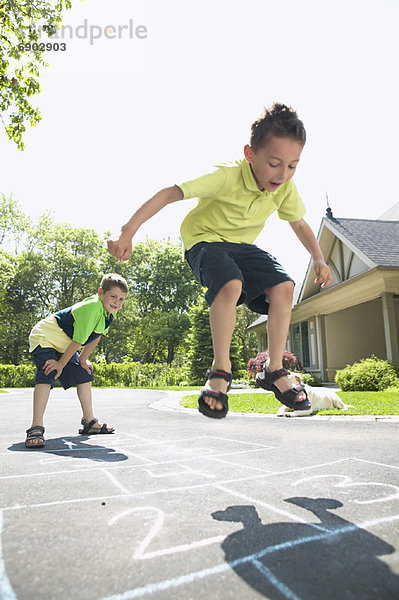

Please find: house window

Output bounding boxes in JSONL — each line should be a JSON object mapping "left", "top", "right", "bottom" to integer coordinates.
{"left": 301, "top": 322, "right": 310, "bottom": 367}
{"left": 260, "top": 333, "right": 267, "bottom": 351}
{"left": 292, "top": 321, "right": 310, "bottom": 368}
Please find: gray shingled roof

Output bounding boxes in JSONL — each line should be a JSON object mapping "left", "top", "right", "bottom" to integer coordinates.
{"left": 326, "top": 217, "right": 399, "bottom": 267}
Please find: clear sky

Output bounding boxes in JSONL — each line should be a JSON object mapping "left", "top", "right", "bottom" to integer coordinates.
{"left": 1, "top": 0, "right": 398, "bottom": 283}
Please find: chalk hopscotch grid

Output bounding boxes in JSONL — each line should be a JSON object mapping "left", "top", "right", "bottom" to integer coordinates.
{"left": 1, "top": 433, "right": 399, "bottom": 600}
{"left": 0, "top": 434, "right": 276, "bottom": 480}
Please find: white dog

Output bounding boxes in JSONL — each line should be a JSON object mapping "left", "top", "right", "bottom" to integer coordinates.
{"left": 276, "top": 372, "right": 354, "bottom": 417}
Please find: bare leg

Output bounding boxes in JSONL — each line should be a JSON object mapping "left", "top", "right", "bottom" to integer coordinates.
{"left": 76, "top": 382, "right": 107, "bottom": 430}
{"left": 204, "top": 279, "right": 242, "bottom": 411}
{"left": 265, "top": 281, "right": 306, "bottom": 401}
{"left": 27, "top": 384, "right": 51, "bottom": 445}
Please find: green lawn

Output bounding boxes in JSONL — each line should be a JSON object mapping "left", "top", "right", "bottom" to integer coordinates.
{"left": 180, "top": 390, "right": 399, "bottom": 416}
{"left": 1, "top": 387, "right": 398, "bottom": 415}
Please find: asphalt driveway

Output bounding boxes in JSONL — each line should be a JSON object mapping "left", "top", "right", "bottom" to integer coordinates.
{"left": 1, "top": 387, "right": 399, "bottom": 600}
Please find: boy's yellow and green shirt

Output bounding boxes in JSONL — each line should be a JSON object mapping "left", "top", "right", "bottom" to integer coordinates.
{"left": 179, "top": 159, "right": 306, "bottom": 251}
{"left": 29, "top": 294, "right": 113, "bottom": 353}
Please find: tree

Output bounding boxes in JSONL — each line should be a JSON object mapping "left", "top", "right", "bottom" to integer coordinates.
{"left": 0, "top": 199, "right": 36, "bottom": 363}
{"left": 0, "top": 0, "right": 72, "bottom": 150}
{"left": 0, "top": 193, "right": 31, "bottom": 251}
{"left": 126, "top": 240, "right": 201, "bottom": 314}
{"left": 235, "top": 305, "right": 259, "bottom": 366}
{"left": 0, "top": 250, "right": 39, "bottom": 363}
{"left": 185, "top": 297, "right": 214, "bottom": 384}
{"left": 186, "top": 297, "right": 243, "bottom": 384}
{"left": 0, "top": 208, "right": 113, "bottom": 363}
{"left": 124, "top": 308, "right": 191, "bottom": 365}
{"left": 0, "top": 201, "right": 224, "bottom": 367}
{"left": 29, "top": 216, "right": 108, "bottom": 311}
{"left": 118, "top": 240, "right": 202, "bottom": 364}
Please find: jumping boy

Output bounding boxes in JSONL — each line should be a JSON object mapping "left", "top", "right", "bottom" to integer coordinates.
{"left": 108, "top": 103, "right": 332, "bottom": 418}
{"left": 25, "top": 273, "right": 128, "bottom": 448}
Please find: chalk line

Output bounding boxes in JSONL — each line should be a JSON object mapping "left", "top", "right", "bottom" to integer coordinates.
{"left": 101, "top": 469, "right": 131, "bottom": 495}
{"left": 108, "top": 506, "right": 224, "bottom": 560}
{"left": 353, "top": 457, "right": 399, "bottom": 471}
{"left": 211, "top": 455, "right": 275, "bottom": 474}
{"left": 0, "top": 511, "right": 17, "bottom": 600}
{"left": 0, "top": 457, "right": 355, "bottom": 512}
{"left": 292, "top": 474, "right": 399, "bottom": 504}
{"left": 98, "top": 512, "right": 399, "bottom": 600}
{"left": 214, "top": 484, "right": 329, "bottom": 533}
{"left": 252, "top": 558, "right": 303, "bottom": 600}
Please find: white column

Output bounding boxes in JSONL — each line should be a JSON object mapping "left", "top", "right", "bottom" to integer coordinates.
{"left": 315, "top": 314, "right": 328, "bottom": 381}
{"left": 381, "top": 293, "right": 399, "bottom": 361}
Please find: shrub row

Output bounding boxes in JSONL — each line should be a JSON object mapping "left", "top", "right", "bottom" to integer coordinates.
{"left": 2, "top": 356, "right": 398, "bottom": 391}
{"left": 0, "top": 365, "right": 36, "bottom": 388}
{"left": 93, "top": 362, "right": 187, "bottom": 388}
{"left": 0, "top": 362, "right": 187, "bottom": 388}
{"left": 335, "top": 356, "right": 399, "bottom": 391}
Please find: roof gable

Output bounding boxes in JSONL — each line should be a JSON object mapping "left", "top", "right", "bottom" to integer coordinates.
{"left": 298, "top": 216, "right": 399, "bottom": 302}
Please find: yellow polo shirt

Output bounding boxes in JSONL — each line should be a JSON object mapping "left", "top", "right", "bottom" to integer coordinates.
{"left": 179, "top": 159, "right": 306, "bottom": 251}
{"left": 29, "top": 315, "right": 72, "bottom": 353}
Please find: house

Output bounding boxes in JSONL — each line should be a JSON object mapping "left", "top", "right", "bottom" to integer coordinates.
{"left": 248, "top": 204, "right": 399, "bottom": 382}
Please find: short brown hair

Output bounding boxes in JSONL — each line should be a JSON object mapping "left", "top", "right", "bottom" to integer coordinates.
{"left": 250, "top": 102, "right": 306, "bottom": 151}
{"left": 99, "top": 273, "right": 128, "bottom": 294}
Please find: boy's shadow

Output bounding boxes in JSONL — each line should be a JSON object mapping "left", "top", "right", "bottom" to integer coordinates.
{"left": 212, "top": 497, "right": 399, "bottom": 599}
{"left": 8, "top": 436, "right": 128, "bottom": 462}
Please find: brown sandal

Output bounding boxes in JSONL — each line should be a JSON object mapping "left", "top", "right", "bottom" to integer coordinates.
{"left": 198, "top": 369, "right": 232, "bottom": 419}
{"left": 25, "top": 426, "right": 45, "bottom": 449}
{"left": 79, "top": 418, "right": 115, "bottom": 435}
{"left": 256, "top": 367, "right": 310, "bottom": 410}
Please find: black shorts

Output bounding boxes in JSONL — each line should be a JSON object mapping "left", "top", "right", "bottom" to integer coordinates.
{"left": 31, "top": 345, "right": 94, "bottom": 389}
{"left": 185, "top": 241, "right": 294, "bottom": 314}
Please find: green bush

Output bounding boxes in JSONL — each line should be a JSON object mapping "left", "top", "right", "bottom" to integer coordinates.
{"left": 335, "top": 356, "right": 399, "bottom": 391}
{"left": 0, "top": 364, "right": 36, "bottom": 387}
{"left": 93, "top": 362, "right": 187, "bottom": 388}
{"left": 0, "top": 362, "right": 187, "bottom": 388}
{"left": 301, "top": 372, "right": 322, "bottom": 387}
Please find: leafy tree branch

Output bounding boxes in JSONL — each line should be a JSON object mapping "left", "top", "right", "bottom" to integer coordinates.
{"left": 0, "top": 0, "right": 72, "bottom": 150}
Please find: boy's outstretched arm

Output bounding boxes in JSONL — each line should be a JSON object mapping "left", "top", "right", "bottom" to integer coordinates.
{"left": 107, "top": 185, "right": 184, "bottom": 262}
{"left": 289, "top": 218, "right": 332, "bottom": 288}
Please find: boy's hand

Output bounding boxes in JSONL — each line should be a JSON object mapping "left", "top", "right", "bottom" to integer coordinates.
{"left": 107, "top": 233, "right": 132, "bottom": 263}
{"left": 43, "top": 359, "right": 64, "bottom": 379}
{"left": 313, "top": 261, "right": 332, "bottom": 288}
{"left": 79, "top": 358, "right": 93, "bottom": 375}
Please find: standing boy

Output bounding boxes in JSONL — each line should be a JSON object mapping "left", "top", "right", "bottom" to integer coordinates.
{"left": 108, "top": 103, "right": 332, "bottom": 418}
{"left": 25, "top": 273, "right": 128, "bottom": 448}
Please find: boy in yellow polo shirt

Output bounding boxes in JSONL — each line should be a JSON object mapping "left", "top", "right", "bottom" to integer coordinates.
{"left": 25, "top": 273, "right": 128, "bottom": 448}
{"left": 108, "top": 103, "right": 332, "bottom": 417}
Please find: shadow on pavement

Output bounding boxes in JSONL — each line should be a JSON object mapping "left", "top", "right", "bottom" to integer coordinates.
{"left": 212, "top": 497, "right": 399, "bottom": 599}
{"left": 8, "top": 436, "right": 128, "bottom": 462}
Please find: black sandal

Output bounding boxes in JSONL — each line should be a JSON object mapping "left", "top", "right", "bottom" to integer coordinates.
{"left": 79, "top": 418, "right": 115, "bottom": 435}
{"left": 256, "top": 367, "right": 311, "bottom": 410}
{"left": 25, "top": 425, "right": 45, "bottom": 449}
{"left": 198, "top": 368, "right": 232, "bottom": 419}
